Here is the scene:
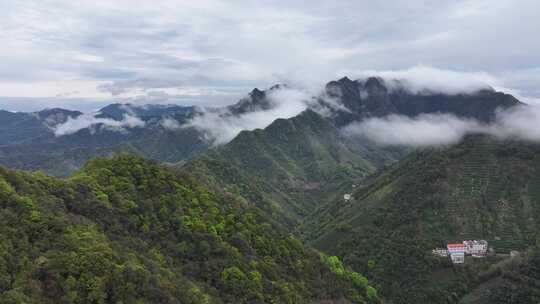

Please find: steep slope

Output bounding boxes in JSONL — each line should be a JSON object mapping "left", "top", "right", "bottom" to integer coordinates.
{"left": 303, "top": 136, "right": 540, "bottom": 303}
{"left": 0, "top": 155, "right": 378, "bottom": 303}
{"left": 459, "top": 246, "right": 540, "bottom": 304}
{"left": 184, "top": 78, "right": 522, "bottom": 229}
{"left": 324, "top": 77, "right": 521, "bottom": 126}
{"left": 185, "top": 109, "right": 402, "bottom": 228}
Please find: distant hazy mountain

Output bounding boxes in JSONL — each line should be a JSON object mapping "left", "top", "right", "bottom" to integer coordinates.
{"left": 322, "top": 76, "right": 521, "bottom": 126}
{"left": 0, "top": 77, "right": 522, "bottom": 178}
{"left": 0, "top": 105, "right": 204, "bottom": 176}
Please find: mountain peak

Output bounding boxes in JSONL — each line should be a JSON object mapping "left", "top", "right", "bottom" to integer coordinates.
{"left": 249, "top": 87, "right": 265, "bottom": 98}
{"left": 337, "top": 76, "right": 354, "bottom": 84}
{"left": 362, "top": 76, "right": 388, "bottom": 95}
{"left": 35, "top": 108, "right": 82, "bottom": 126}
{"left": 229, "top": 85, "right": 287, "bottom": 115}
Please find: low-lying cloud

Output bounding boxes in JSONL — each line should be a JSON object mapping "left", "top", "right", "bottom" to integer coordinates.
{"left": 352, "top": 66, "right": 498, "bottom": 95}
{"left": 54, "top": 113, "right": 145, "bottom": 136}
{"left": 343, "top": 105, "right": 540, "bottom": 147}
{"left": 344, "top": 114, "right": 482, "bottom": 147}
{"left": 185, "top": 88, "right": 311, "bottom": 145}
{"left": 491, "top": 105, "right": 540, "bottom": 141}
{"left": 159, "top": 117, "right": 182, "bottom": 130}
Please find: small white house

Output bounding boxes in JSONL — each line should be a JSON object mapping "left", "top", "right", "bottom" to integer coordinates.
{"left": 343, "top": 194, "right": 352, "bottom": 201}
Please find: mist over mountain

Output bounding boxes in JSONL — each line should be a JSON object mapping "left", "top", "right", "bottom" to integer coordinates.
{"left": 1, "top": 75, "right": 532, "bottom": 178}
{"left": 2, "top": 75, "right": 540, "bottom": 303}
{"left": 302, "top": 135, "right": 540, "bottom": 303}
{"left": 3, "top": 1, "right": 540, "bottom": 303}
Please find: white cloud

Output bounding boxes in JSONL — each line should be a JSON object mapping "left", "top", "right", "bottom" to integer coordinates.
{"left": 1, "top": 1, "right": 539, "bottom": 110}
{"left": 343, "top": 113, "right": 483, "bottom": 147}
{"left": 343, "top": 105, "right": 540, "bottom": 147}
{"left": 53, "top": 112, "right": 145, "bottom": 136}
{"left": 490, "top": 106, "right": 540, "bottom": 141}
{"left": 350, "top": 66, "right": 497, "bottom": 95}
{"left": 185, "top": 87, "right": 311, "bottom": 145}
{"left": 160, "top": 117, "right": 181, "bottom": 130}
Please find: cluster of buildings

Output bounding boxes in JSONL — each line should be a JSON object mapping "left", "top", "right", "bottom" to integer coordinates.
{"left": 432, "top": 240, "right": 488, "bottom": 264}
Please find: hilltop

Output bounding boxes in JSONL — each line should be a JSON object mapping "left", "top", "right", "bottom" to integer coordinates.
{"left": 0, "top": 155, "right": 378, "bottom": 303}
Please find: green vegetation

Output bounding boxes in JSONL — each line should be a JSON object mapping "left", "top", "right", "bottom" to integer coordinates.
{"left": 303, "top": 136, "right": 540, "bottom": 303}
{"left": 0, "top": 84, "right": 527, "bottom": 303}
{"left": 459, "top": 246, "right": 540, "bottom": 303}
{"left": 185, "top": 109, "right": 401, "bottom": 228}
{"left": 0, "top": 154, "right": 377, "bottom": 303}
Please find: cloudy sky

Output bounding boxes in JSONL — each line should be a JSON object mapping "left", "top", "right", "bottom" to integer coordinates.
{"left": 0, "top": 0, "right": 538, "bottom": 111}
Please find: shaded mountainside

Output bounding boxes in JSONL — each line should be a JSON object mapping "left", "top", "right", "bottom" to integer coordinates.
{"left": 0, "top": 155, "right": 378, "bottom": 304}
{"left": 0, "top": 84, "right": 293, "bottom": 177}
{"left": 324, "top": 77, "right": 522, "bottom": 126}
{"left": 303, "top": 136, "right": 540, "bottom": 303}
{"left": 96, "top": 103, "right": 195, "bottom": 121}
{"left": 459, "top": 246, "right": 540, "bottom": 304}
{"left": 0, "top": 77, "right": 522, "bottom": 178}
{"left": 183, "top": 80, "right": 522, "bottom": 229}
{"left": 184, "top": 109, "right": 403, "bottom": 228}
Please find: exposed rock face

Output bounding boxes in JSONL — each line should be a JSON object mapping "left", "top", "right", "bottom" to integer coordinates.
{"left": 323, "top": 76, "right": 521, "bottom": 126}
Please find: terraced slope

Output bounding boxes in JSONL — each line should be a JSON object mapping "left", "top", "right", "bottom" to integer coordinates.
{"left": 302, "top": 136, "right": 540, "bottom": 303}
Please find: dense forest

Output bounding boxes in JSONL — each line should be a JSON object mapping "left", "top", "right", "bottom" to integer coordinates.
{"left": 303, "top": 136, "right": 540, "bottom": 303}
{"left": 459, "top": 246, "right": 540, "bottom": 303}
{"left": 185, "top": 109, "right": 402, "bottom": 229}
{"left": 0, "top": 79, "right": 533, "bottom": 303}
{"left": 0, "top": 155, "right": 378, "bottom": 303}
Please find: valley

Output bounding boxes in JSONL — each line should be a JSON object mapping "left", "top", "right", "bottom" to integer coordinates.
{"left": 3, "top": 1, "right": 538, "bottom": 303}
{"left": 1, "top": 77, "right": 539, "bottom": 303}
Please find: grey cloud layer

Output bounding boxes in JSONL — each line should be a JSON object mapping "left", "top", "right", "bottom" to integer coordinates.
{"left": 344, "top": 106, "right": 540, "bottom": 147}
{"left": 53, "top": 113, "right": 145, "bottom": 136}
{"left": 0, "top": 0, "right": 539, "bottom": 110}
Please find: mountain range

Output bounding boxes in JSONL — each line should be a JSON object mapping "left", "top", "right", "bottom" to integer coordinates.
{"left": 1, "top": 76, "right": 537, "bottom": 303}
{"left": 0, "top": 77, "right": 521, "bottom": 178}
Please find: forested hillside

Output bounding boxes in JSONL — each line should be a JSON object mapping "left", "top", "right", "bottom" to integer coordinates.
{"left": 0, "top": 155, "right": 378, "bottom": 303}
{"left": 303, "top": 135, "right": 540, "bottom": 303}
{"left": 185, "top": 109, "right": 402, "bottom": 228}
{"left": 459, "top": 245, "right": 540, "bottom": 303}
